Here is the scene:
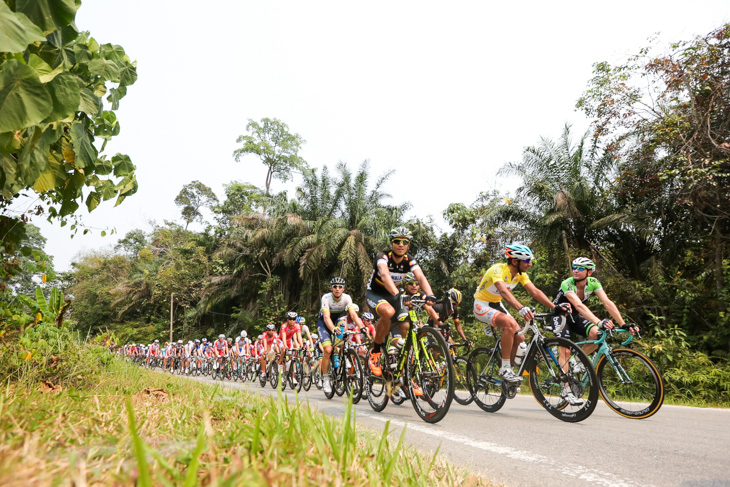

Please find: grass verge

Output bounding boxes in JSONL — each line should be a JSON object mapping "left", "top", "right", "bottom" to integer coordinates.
{"left": 0, "top": 349, "right": 493, "bottom": 486}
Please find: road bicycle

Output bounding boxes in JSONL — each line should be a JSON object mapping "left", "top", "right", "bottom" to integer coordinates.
{"left": 467, "top": 310, "right": 599, "bottom": 422}
{"left": 324, "top": 329, "right": 365, "bottom": 403}
{"left": 366, "top": 298, "right": 455, "bottom": 424}
{"left": 574, "top": 325, "right": 664, "bottom": 419}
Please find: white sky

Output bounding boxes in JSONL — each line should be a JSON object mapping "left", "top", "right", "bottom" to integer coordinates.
{"left": 26, "top": 1, "right": 730, "bottom": 271}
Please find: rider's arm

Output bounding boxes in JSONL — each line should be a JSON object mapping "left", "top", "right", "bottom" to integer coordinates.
{"left": 322, "top": 309, "right": 336, "bottom": 333}
{"left": 424, "top": 302, "right": 440, "bottom": 324}
{"left": 524, "top": 282, "right": 559, "bottom": 311}
{"left": 595, "top": 289, "right": 627, "bottom": 327}
{"left": 453, "top": 317, "right": 467, "bottom": 341}
{"left": 378, "top": 261, "right": 401, "bottom": 296}
{"left": 347, "top": 306, "right": 364, "bottom": 329}
{"left": 494, "top": 280, "right": 526, "bottom": 311}
{"left": 565, "top": 291, "right": 602, "bottom": 325}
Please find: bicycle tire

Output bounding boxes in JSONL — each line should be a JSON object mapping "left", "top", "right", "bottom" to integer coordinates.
{"left": 323, "top": 361, "right": 336, "bottom": 400}
{"left": 366, "top": 352, "right": 389, "bottom": 412}
{"left": 344, "top": 349, "right": 364, "bottom": 404}
{"left": 288, "top": 358, "right": 303, "bottom": 393}
{"left": 453, "top": 355, "right": 475, "bottom": 406}
{"left": 269, "top": 362, "right": 279, "bottom": 389}
{"left": 465, "top": 346, "right": 506, "bottom": 413}
{"left": 406, "top": 326, "right": 455, "bottom": 424}
{"left": 596, "top": 348, "right": 664, "bottom": 419}
{"left": 302, "top": 361, "right": 312, "bottom": 391}
{"left": 333, "top": 351, "right": 346, "bottom": 397}
{"left": 527, "top": 337, "right": 598, "bottom": 423}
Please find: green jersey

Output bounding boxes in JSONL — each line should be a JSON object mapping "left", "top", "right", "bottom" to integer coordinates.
{"left": 553, "top": 277, "right": 603, "bottom": 306}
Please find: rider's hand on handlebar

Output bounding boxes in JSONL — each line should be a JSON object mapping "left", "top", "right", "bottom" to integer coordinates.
{"left": 554, "top": 303, "right": 572, "bottom": 314}
{"left": 425, "top": 294, "right": 437, "bottom": 304}
{"left": 518, "top": 306, "right": 534, "bottom": 321}
{"left": 402, "top": 294, "right": 412, "bottom": 305}
{"left": 598, "top": 318, "right": 615, "bottom": 331}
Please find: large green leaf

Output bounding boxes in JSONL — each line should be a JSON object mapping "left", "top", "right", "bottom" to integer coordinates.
{"left": 15, "top": 0, "right": 78, "bottom": 35}
{"left": 32, "top": 152, "right": 66, "bottom": 193}
{"left": 35, "top": 286, "right": 49, "bottom": 316}
{"left": 0, "top": 2, "right": 46, "bottom": 53}
{"left": 94, "top": 156, "right": 113, "bottom": 176}
{"left": 70, "top": 121, "right": 96, "bottom": 168}
{"left": 41, "top": 72, "right": 80, "bottom": 123}
{"left": 77, "top": 86, "right": 101, "bottom": 115}
{"left": 112, "top": 154, "right": 135, "bottom": 177}
{"left": 27, "top": 54, "right": 63, "bottom": 82}
{"left": 0, "top": 59, "right": 52, "bottom": 132}
{"left": 86, "top": 191, "right": 101, "bottom": 212}
{"left": 87, "top": 58, "right": 119, "bottom": 81}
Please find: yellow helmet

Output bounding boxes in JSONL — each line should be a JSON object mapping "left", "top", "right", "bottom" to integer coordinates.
{"left": 447, "top": 288, "right": 462, "bottom": 305}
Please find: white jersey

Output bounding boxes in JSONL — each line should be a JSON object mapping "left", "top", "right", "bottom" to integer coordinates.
{"left": 320, "top": 292, "right": 355, "bottom": 317}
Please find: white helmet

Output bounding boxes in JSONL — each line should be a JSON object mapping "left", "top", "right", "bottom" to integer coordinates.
{"left": 572, "top": 257, "right": 596, "bottom": 270}
{"left": 311, "top": 333, "right": 318, "bottom": 340}
{"left": 240, "top": 330, "right": 247, "bottom": 338}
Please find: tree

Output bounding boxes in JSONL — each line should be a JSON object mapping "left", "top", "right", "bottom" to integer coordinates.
{"left": 577, "top": 24, "right": 730, "bottom": 290}
{"left": 174, "top": 180, "right": 218, "bottom": 229}
{"left": 213, "top": 181, "right": 267, "bottom": 230}
{"left": 232, "top": 118, "right": 308, "bottom": 196}
{"left": 0, "top": 0, "right": 138, "bottom": 310}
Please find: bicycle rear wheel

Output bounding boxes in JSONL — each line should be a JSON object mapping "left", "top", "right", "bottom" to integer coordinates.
{"left": 453, "top": 355, "right": 475, "bottom": 406}
{"left": 288, "top": 358, "right": 303, "bottom": 392}
{"left": 466, "top": 346, "right": 506, "bottom": 413}
{"left": 596, "top": 348, "right": 664, "bottom": 419}
{"left": 302, "top": 361, "right": 312, "bottom": 391}
{"left": 527, "top": 337, "right": 598, "bottom": 422}
{"left": 406, "top": 326, "right": 455, "bottom": 424}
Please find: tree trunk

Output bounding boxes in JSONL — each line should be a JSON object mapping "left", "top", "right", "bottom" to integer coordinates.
{"left": 715, "top": 237, "right": 725, "bottom": 311}
{"left": 562, "top": 230, "right": 571, "bottom": 271}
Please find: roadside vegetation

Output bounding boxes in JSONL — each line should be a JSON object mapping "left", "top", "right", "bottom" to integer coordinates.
{"left": 0, "top": 325, "right": 491, "bottom": 487}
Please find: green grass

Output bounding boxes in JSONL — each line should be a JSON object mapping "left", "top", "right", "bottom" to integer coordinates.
{"left": 0, "top": 350, "right": 492, "bottom": 486}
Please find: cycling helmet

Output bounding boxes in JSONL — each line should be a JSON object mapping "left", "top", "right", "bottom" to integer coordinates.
{"left": 361, "top": 312, "right": 374, "bottom": 321}
{"left": 177, "top": 340, "right": 183, "bottom": 344}
{"left": 194, "top": 339, "right": 200, "bottom": 343}
{"left": 572, "top": 257, "right": 596, "bottom": 270}
{"left": 296, "top": 316, "right": 305, "bottom": 324}
{"left": 202, "top": 337, "right": 207, "bottom": 342}
{"left": 266, "top": 323, "right": 276, "bottom": 330}
{"left": 447, "top": 288, "right": 462, "bottom": 305}
{"left": 311, "top": 333, "right": 318, "bottom": 340}
{"left": 389, "top": 226, "right": 413, "bottom": 241}
{"left": 240, "top": 330, "right": 247, "bottom": 338}
{"left": 218, "top": 334, "right": 225, "bottom": 339}
{"left": 227, "top": 337, "right": 233, "bottom": 343}
{"left": 505, "top": 244, "right": 534, "bottom": 261}
{"left": 330, "top": 276, "right": 346, "bottom": 286}
{"left": 286, "top": 311, "right": 298, "bottom": 319}
{"left": 154, "top": 339, "right": 159, "bottom": 343}
{"left": 402, "top": 272, "right": 418, "bottom": 285}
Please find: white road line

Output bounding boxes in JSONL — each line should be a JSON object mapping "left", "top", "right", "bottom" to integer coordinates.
{"left": 357, "top": 410, "right": 652, "bottom": 487}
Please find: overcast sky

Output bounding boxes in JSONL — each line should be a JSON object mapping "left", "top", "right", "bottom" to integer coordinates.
{"left": 25, "top": 1, "right": 730, "bottom": 271}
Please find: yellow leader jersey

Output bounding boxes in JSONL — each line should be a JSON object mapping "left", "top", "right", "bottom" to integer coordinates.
{"left": 474, "top": 262, "right": 531, "bottom": 303}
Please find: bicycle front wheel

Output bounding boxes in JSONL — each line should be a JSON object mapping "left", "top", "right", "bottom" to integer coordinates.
{"left": 453, "top": 355, "right": 475, "bottom": 406}
{"left": 527, "top": 337, "right": 598, "bottom": 423}
{"left": 344, "top": 349, "right": 364, "bottom": 404}
{"left": 406, "top": 326, "right": 455, "bottom": 424}
{"left": 366, "top": 352, "right": 389, "bottom": 412}
{"left": 466, "top": 346, "right": 506, "bottom": 413}
{"left": 596, "top": 348, "right": 664, "bottom": 419}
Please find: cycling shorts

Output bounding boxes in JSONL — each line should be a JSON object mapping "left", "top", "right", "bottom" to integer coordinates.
{"left": 366, "top": 288, "right": 403, "bottom": 316}
{"left": 474, "top": 300, "right": 508, "bottom": 325}
{"left": 552, "top": 312, "right": 597, "bottom": 340}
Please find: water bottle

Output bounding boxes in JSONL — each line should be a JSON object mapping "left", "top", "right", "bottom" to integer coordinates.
{"left": 514, "top": 342, "right": 527, "bottom": 366}
{"left": 333, "top": 354, "right": 340, "bottom": 369}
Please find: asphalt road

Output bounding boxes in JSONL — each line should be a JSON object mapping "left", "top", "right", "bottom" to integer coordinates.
{"left": 189, "top": 375, "right": 730, "bottom": 487}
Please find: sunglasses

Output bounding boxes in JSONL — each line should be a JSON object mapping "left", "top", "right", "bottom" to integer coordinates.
{"left": 391, "top": 239, "right": 410, "bottom": 245}
{"left": 332, "top": 285, "right": 344, "bottom": 289}
{"left": 572, "top": 266, "right": 587, "bottom": 271}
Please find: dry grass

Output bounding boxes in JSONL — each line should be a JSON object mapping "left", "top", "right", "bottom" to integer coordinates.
{"left": 0, "top": 359, "right": 494, "bottom": 486}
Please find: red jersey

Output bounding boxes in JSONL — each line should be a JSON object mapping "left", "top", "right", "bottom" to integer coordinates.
{"left": 279, "top": 322, "right": 302, "bottom": 348}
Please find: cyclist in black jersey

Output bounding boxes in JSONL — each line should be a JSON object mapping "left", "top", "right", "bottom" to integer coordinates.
{"left": 427, "top": 288, "right": 469, "bottom": 345}
{"left": 365, "top": 226, "right": 437, "bottom": 377}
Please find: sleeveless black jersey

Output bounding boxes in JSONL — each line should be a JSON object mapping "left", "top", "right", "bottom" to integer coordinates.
{"left": 366, "top": 250, "right": 421, "bottom": 294}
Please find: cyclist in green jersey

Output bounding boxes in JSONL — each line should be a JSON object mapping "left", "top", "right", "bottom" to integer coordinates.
{"left": 553, "top": 257, "right": 638, "bottom": 355}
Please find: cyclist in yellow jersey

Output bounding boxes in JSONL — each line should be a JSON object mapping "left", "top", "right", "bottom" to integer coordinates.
{"left": 473, "top": 244, "right": 571, "bottom": 384}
